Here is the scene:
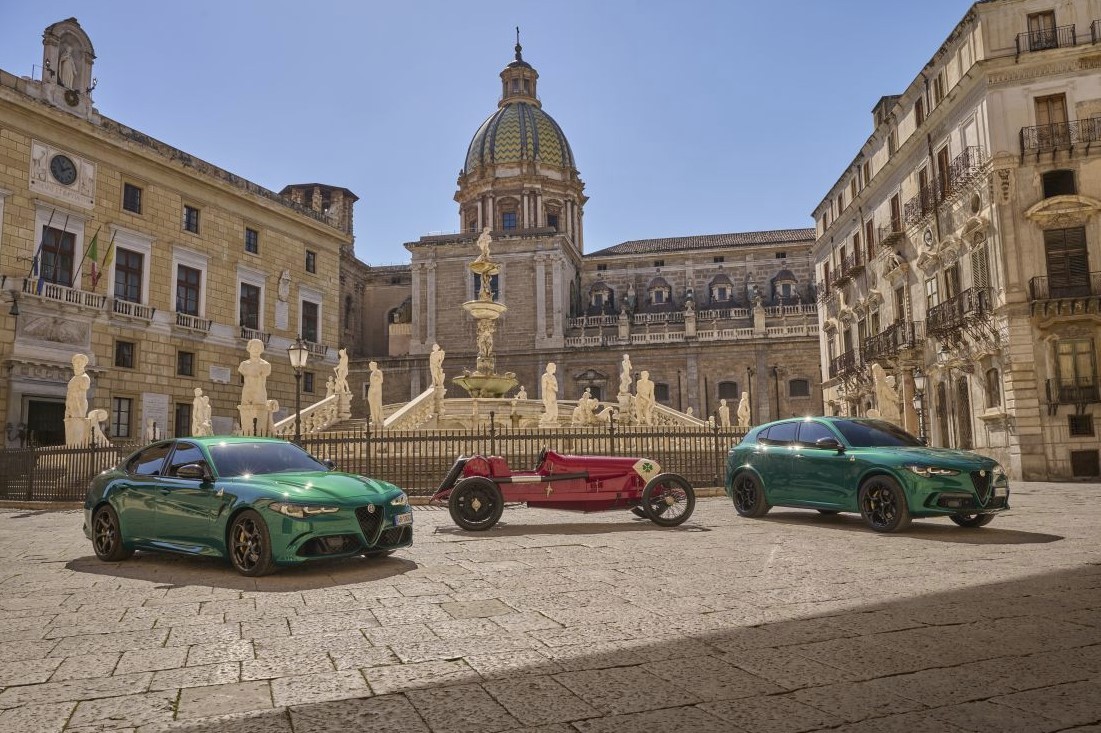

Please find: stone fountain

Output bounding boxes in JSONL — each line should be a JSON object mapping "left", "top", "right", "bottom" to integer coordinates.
{"left": 452, "top": 228, "right": 519, "bottom": 398}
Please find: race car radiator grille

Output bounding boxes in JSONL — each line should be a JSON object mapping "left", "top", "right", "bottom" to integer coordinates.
{"left": 355, "top": 505, "right": 382, "bottom": 541}
{"left": 969, "top": 471, "right": 992, "bottom": 504}
{"left": 378, "top": 526, "right": 411, "bottom": 547}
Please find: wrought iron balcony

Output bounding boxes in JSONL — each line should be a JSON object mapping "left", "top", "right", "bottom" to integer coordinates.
{"left": 828, "top": 350, "right": 860, "bottom": 381}
{"left": 1046, "top": 378, "right": 1100, "bottom": 411}
{"left": 926, "top": 287, "right": 992, "bottom": 338}
{"left": 903, "top": 184, "right": 937, "bottom": 228}
{"left": 861, "top": 320, "right": 924, "bottom": 363}
{"left": 830, "top": 254, "right": 858, "bottom": 287}
{"left": 1028, "top": 271, "right": 1101, "bottom": 315}
{"left": 1020, "top": 118, "right": 1101, "bottom": 155}
{"left": 878, "top": 224, "right": 905, "bottom": 249}
{"left": 1016, "top": 24, "right": 1076, "bottom": 58}
{"left": 943, "top": 146, "right": 986, "bottom": 200}
{"left": 815, "top": 281, "right": 830, "bottom": 304}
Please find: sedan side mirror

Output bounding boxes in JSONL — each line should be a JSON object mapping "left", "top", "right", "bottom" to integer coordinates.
{"left": 176, "top": 463, "right": 211, "bottom": 481}
{"left": 815, "top": 437, "right": 845, "bottom": 454}
{"left": 322, "top": 459, "right": 336, "bottom": 471}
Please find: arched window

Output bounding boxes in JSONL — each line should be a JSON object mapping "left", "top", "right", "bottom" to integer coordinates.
{"left": 985, "top": 368, "right": 1001, "bottom": 408}
{"left": 789, "top": 379, "right": 810, "bottom": 397}
{"left": 718, "top": 381, "right": 739, "bottom": 400}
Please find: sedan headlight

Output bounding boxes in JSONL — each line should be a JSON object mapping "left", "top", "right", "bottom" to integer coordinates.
{"left": 269, "top": 502, "right": 340, "bottom": 518}
{"left": 389, "top": 492, "right": 409, "bottom": 507}
{"left": 905, "top": 465, "right": 960, "bottom": 478}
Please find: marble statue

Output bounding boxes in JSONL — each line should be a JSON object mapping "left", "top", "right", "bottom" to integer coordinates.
{"left": 87, "top": 409, "right": 110, "bottom": 448}
{"left": 540, "top": 362, "right": 559, "bottom": 426}
{"left": 334, "top": 348, "right": 350, "bottom": 394}
{"left": 737, "top": 391, "right": 751, "bottom": 428}
{"left": 192, "top": 387, "right": 213, "bottom": 437}
{"left": 429, "top": 343, "right": 446, "bottom": 388}
{"left": 266, "top": 400, "right": 279, "bottom": 436}
{"left": 474, "top": 226, "right": 493, "bottom": 263}
{"left": 65, "top": 353, "right": 91, "bottom": 447}
{"left": 326, "top": 376, "right": 336, "bottom": 398}
{"left": 58, "top": 48, "right": 76, "bottom": 89}
{"left": 367, "top": 361, "right": 384, "bottom": 429}
{"left": 143, "top": 419, "right": 157, "bottom": 444}
{"left": 571, "top": 388, "right": 598, "bottom": 426}
{"left": 618, "top": 307, "right": 630, "bottom": 340}
{"left": 277, "top": 270, "right": 291, "bottom": 302}
{"left": 686, "top": 406, "right": 694, "bottom": 418}
{"left": 619, "top": 354, "right": 633, "bottom": 395}
{"left": 718, "top": 398, "right": 731, "bottom": 428}
{"left": 516, "top": 386, "right": 528, "bottom": 400}
{"left": 871, "top": 363, "right": 901, "bottom": 424}
{"left": 634, "top": 371, "right": 656, "bottom": 426}
{"left": 237, "top": 338, "right": 272, "bottom": 436}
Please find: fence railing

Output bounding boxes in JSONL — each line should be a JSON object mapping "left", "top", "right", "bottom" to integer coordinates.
{"left": 1020, "top": 118, "right": 1101, "bottom": 154}
{"left": 0, "top": 426, "right": 748, "bottom": 502}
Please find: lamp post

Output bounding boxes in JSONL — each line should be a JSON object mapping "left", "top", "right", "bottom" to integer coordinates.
{"left": 287, "top": 336, "right": 309, "bottom": 443}
{"left": 912, "top": 368, "right": 927, "bottom": 444}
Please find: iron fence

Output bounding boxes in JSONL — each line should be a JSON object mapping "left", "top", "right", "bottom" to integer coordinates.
{"left": 0, "top": 425, "right": 748, "bottom": 502}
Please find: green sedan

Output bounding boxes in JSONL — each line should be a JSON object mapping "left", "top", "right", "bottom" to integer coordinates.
{"left": 725, "top": 417, "right": 1009, "bottom": 532}
{"left": 83, "top": 437, "right": 412, "bottom": 576}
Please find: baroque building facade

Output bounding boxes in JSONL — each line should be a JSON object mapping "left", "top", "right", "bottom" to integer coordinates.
{"left": 0, "top": 19, "right": 353, "bottom": 446}
{"left": 812, "top": 0, "right": 1101, "bottom": 480}
{"left": 342, "top": 42, "right": 824, "bottom": 424}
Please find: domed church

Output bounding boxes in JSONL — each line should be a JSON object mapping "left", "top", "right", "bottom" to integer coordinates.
{"left": 342, "top": 39, "right": 823, "bottom": 423}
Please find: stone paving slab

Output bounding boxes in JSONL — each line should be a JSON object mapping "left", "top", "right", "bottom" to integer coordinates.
{"left": 0, "top": 482, "right": 1099, "bottom": 731}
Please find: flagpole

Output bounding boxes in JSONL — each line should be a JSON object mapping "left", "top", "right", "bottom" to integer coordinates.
{"left": 93, "top": 229, "right": 117, "bottom": 291}
{"left": 27, "top": 208, "right": 56, "bottom": 280}
{"left": 74, "top": 224, "right": 101, "bottom": 289}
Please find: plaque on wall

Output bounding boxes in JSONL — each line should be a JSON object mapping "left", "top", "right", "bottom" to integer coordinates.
{"left": 275, "top": 301, "right": 289, "bottom": 331}
{"left": 29, "top": 141, "right": 96, "bottom": 209}
{"left": 210, "top": 366, "right": 232, "bottom": 384}
{"left": 141, "top": 393, "right": 170, "bottom": 440}
{"left": 211, "top": 416, "right": 234, "bottom": 435}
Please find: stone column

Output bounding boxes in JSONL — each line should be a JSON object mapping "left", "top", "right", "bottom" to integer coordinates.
{"left": 487, "top": 197, "right": 495, "bottom": 230}
{"left": 476, "top": 197, "right": 484, "bottom": 231}
{"left": 411, "top": 263, "right": 424, "bottom": 348}
{"left": 551, "top": 256, "right": 564, "bottom": 341}
{"left": 535, "top": 254, "right": 548, "bottom": 344}
{"left": 426, "top": 262, "right": 437, "bottom": 345}
{"left": 535, "top": 193, "right": 543, "bottom": 227}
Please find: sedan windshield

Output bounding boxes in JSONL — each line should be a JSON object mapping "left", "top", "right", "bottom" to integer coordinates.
{"left": 832, "top": 419, "right": 924, "bottom": 448}
{"left": 208, "top": 441, "right": 328, "bottom": 477}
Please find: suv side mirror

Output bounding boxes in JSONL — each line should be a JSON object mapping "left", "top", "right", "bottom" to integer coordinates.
{"left": 815, "top": 437, "right": 845, "bottom": 454}
{"left": 176, "top": 463, "right": 211, "bottom": 480}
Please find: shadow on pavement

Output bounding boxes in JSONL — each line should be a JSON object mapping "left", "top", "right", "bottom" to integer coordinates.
{"left": 759, "top": 510, "right": 1063, "bottom": 545}
{"left": 432, "top": 519, "right": 711, "bottom": 539}
{"left": 65, "top": 553, "right": 418, "bottom": 592}
{"left": 137, "top": 564, "right": 1101, "bottom": 733}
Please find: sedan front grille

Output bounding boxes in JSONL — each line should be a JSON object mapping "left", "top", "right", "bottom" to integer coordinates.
{"left": 355, "top": 505, "right": 382, "bottom": 542}
{"left": 970, "top": 471, "right": 992, "bottom": 505}
{"left": 378, "top": 526, "right": 411, "bottom": 547}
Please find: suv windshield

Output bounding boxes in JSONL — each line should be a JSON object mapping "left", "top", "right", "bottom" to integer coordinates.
{"left": 832, "top": 419, "right": 924, "bottom": 448}
{"left": 208, "top": 441, "right": 328, "bottom": 477}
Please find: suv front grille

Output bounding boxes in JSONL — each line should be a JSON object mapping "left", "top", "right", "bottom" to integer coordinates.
{"left": 355, "top": 505, "right": 382, "bottom": 541}
{"left": 378, "top": 525, "right": 411, "bottom": 547}
{"left": 970, "top": 471, "right": 992, "bottom": 505}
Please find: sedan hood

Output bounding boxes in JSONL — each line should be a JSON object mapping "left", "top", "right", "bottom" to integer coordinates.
{"left": 247, "top": 471, "right": 397, "bottom": 502}
{"left": 885, "top": 447, "right": 996, "bottom": 470}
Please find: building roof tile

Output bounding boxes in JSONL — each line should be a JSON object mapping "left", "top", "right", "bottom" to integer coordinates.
{"left": 586, "top": 228, "right": 815, "bottom": 257}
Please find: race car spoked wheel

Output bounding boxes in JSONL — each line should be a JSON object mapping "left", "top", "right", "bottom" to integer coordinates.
{"left": 448, "top": 477, "right": 505, "bottom": 531}
{"left": 641, "top": 473, "right": 695, "bottom": 527}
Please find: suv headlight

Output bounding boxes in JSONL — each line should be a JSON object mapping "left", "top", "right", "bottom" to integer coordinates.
{"left": 269, "top": 502, "right": 340, "bottom": 518}
{"left": 905, "top": 465, "right": 960, "bottom": 478}
{"left": 390, "top": 492, "right": 409, "bottom": 507}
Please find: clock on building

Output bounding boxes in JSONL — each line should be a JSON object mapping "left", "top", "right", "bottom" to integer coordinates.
{"left": 49, "top": 154, "right": 78, "bottom": 186}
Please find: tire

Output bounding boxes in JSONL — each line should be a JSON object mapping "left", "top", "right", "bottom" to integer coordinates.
{"left": 731, "top": 472, "right": 771, "bottom": 518}
{"left": 641, "top": 474, "right": 695, "bottom": 527}
{"left": 91, "top": 505, "right": 134, "bottom": 562}
{"left": 816, "top": 509, "right": 840, "bottom": 515}
{"left": 228, "top": 510, "right": 276, "bottom": 576}
{"left": 950, "top": 513, "right": 995, "bottom": 528}
{"left": 448, "top": 477, "right": 504, "bottom": 531}
{"left": 858, "top": 476, "right": 912, "bottom": 533}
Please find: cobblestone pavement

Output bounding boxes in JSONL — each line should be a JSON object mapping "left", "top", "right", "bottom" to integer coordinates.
{"left": 0, "top": 482, "right": 1099, "bottom": 732}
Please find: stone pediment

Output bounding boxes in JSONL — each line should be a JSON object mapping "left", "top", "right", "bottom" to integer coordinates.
{"left": 1025, "top": 195, "right": 1101, "bottom": 229}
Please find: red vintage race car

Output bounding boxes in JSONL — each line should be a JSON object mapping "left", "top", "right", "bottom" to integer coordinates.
{"left": 430, "top": 448, "right": 696, "bottom": 530}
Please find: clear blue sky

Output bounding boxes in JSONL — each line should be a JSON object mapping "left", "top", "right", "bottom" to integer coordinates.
{"left": 2, "top": 1, "right": 975, "bottom": 265}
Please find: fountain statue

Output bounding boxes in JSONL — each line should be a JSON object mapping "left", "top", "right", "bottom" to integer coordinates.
{"left": 452, "top": 227, "right": 519, "bottom": 398}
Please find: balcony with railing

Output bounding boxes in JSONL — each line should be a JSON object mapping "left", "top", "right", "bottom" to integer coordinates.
{"left": 861, "top": 320, "right": 924, "bottom": 363}
{"left": 815, "top": 281, "right": 830, "bottom": 304}
{"left": 944, "top": 146, "right": 986, "bottom": 199}
{"left": 830, "top": 255, "right": 855, "bottom": 287}
{"left": 903, "top": 184, "right": 937, "bottom": 228}
{"left": 22, "top": 278, "right": 108, "bottom": 311}
{"left": 306, "top": 341, "right": 329, "bottom": 358}
{"left": 1028, "top": 271, "right": 1101, "bottom": 316}
{"left": 240, "top": 326, "right": 272, "bottom": 345}
{"left": 1046, "top": 377, "right": 1100, "bottom": 412}
{"left": 926, "top": 287, "right": 992, "bottom": 338}
{"left": 174, "top": 312, "right": 212, "bottom": 333}
{"left": 1020, "top": 118, "right": 1101, "bottom": 155}
{"left": 828, "top": 350, "right": 860, "bottom": 381}
{"left": 1016, "top": 24, "right": 1077, "bottom": 58}
{"left": 878, "top": 223, "right": 905, "bottom": 250}
{"left": 111, "top": 298, "right": 155, "bottom": 322}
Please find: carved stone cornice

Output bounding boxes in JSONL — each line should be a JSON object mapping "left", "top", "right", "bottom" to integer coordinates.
{"left": 1025, "top": 194, "right": 1101, "bottom": 229}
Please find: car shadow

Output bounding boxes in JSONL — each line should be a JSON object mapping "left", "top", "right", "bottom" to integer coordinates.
{"left": 65, "top": 552, "right": 419, "bottom": 591}
{"left": 759, "top": 510, "right": 1063, "bottom": 545}
{"left": 433, "top": 519, "right": 711, "bottom": 539}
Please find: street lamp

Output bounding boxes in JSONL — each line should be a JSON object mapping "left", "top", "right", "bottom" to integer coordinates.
{"left": 287, "top": 336, "right": 309, "bottom": 443}
{"left": 912, "top": 368, "right": 927, "bottom": 444}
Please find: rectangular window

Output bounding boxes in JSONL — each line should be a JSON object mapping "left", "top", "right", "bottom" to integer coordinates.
{"left": 1068, "top": 415, "right": 1094, "bottom": 437}
{"left": 122, "top": 183, "right": 143, "bottom": 214}
{"left": 111, "top": 397, "right": 132, "bottom": 438}
{"left": 177, "top": 350, "right": 195, "bottom": 376}
{"left": 862, "top": 162, "right": 871, "bottom": 187}
{"left": 654, "top": 383, "right": 670, "bottom": 403}
{"left": 240, "top": 283, "right": 261, "bottom": 329}
{"left": 1042, "top": 170, "right": 1076, "bottom": 198}
{"left": 176, "top": 265, "right": 201, "bottom": 315}
{"left": 114, "top": 340, "right": 135, "bottom": 369}
{"left": 890, "top": 194, "right": 902, "bottom": 232}
{"left": 713, "top": 256, "right": 725, "bottom": 263}
{"left": 596, "top": 264, "right": 607, "bottom": 272}
{"left": 304, "top": 372, "right": 315, "bottom": 393}
{"left": 501, "top": 211, "right": 517, "bottom": 230}
{"left": 915, "top": 97, "right": 925, "bottom": 127}
{"left": 1057, "top": 338, "right": 1096, "bottom": 390}
{"left": 183, "top": 205, "right": 200, "bottom": 234}
{"left": 925, "top": 276, "right": 940, "bottom": 309}
{"left": 175, "top": 403, "right": 192, "bottom": 438}
{"left": 1028, "top": 11, "right": 1058, "bottom": 50}
{"left": 653, "top": 260, "right": 664, "bottom": 268}
{"left": 40, "top": 226, "right": 76, "bottom": 287}
{"left": 244, "top": 228, "right": 259, "bottom": 254}
{"left": 888, "top": 129, "right": 898, "bottom": 156}
{"left": 865, "top": 219, "right": 876, "bottom": 258}
{"left": 301, "top": 300, "right": 319, "bottom": 342}
{"left": 933, "top": 73, "right": 946, "bottom": 105}
{"left": 775, "top": 251, "right": 786, "bottom": 259}
{"left": 944, "top": 263, "right": 961, "bottom": 300}
{"left": 114, "top": 248, "right": 143, "bottom": 303}
{"left": 305, "top": 249, "right": 317, "bottom": 273}
{"left": 1044, "top": 227, "right": 1090, "bottom": 298}
{"left": 546, "top": 213, "right": 559, "bottom": 231}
